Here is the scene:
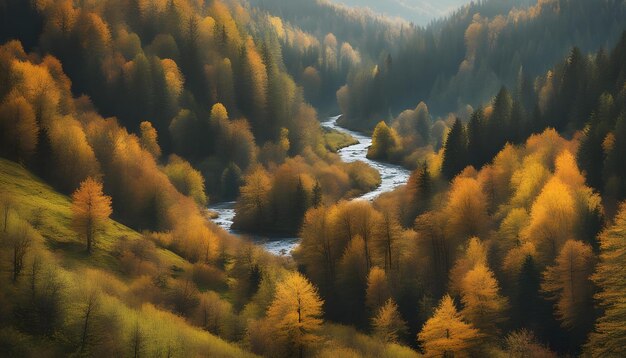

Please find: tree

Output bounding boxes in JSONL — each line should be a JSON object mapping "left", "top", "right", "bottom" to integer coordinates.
{"left": 542, "top": 240, "right": 596, "bottom": 330}
{"left": 449, "top": 237, "right": 488, "bottom": 295}
{"left": 415, "top": 102, "right": 432, "bottom": 145}
{"left": 587, "top": 203, "right": 626, "bottom": 356}
{"left": 1, "top": 192, "right": 14, "bottom": 233}
{"left": 375, "top": 211, "right": 402, "bottom": 272}
{"left": 467, "top": 107, "right": 485, "bottom": 168}
{"left": 220, "top": 162, "right": 243, "bottom": 201}
{"left": 445, "top": 177, "right": 490, "bottom": 240}
{"left": 234, "top": 166, "right": 271, "bottom": 230}
{"left": 460, "top": 264, "right": 509, "bottom": 334}
{"left": 139, "top": 121, "right": 161, "bottom": 159}
{"left": 164, "top": 155, "right": 207, "bottom": 206}
{"left": 417, "top": 295, "right": 480, "bottom": 357}
{"left": 372, "top": 299, "right": 407, "bottom": 343}
{"left": 505, "top": 330, "right": 556, "bottom": 358}
{"left": 487, "top": 87, "right": 513, "bottom": 158}
{"left": 365, "top": 267, "right": 391, "bottom": 311}
{"left": 522, "top": 177, "right": 576, "bottom": 263}
{"left": 71, "top": 177, "right": 112, "bottom": 253}
{"left": 405, "top": 162, "right": 431, "bottom": 222}
{"left": 267, "top": 272, "right": 323, "bottom": 358}
{"left": 78, "top": 290, "right": 101, "bottom": 354}
{"left": 0, "top": 94, "right": 38, "bottom": 162}
{"left": 368, "top": 121, "right": 400, "bottom": 160}
{"left": 311, "top": 181, "right": 322, "bottom": 208}
{"left": 441, "top": 118, "right": 468, "bottom": 181}
{"left": 8, "top": 221, "right": 33, "bottom": 282}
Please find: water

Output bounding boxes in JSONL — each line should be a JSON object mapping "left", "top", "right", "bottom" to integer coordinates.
{"left": 208, "top": 115, "right": 412, "bottom": 255}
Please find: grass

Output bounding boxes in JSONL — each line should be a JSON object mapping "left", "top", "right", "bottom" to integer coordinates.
{"left": 324, "top": 127, "right": 359, "bottom": 152}
{"left": 0, "top": 158, "right": 188, "bottom": 275}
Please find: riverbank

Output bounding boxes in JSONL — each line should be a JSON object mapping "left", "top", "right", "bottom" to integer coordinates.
{"left": 209, "top": 116, "right": 412, "bottom": 255}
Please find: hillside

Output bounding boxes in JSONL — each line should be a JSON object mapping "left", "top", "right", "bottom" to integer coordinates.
{"left": 331, "top": 0, "right": 472, "bottom": 25}
{"left": 0, "top": 158, "right": 255, "bottom": 357}
{"left": 1, "top": 0, "right": 626, "bottom": 356}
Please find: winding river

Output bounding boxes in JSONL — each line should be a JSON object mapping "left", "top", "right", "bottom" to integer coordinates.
{"left": 208, "top": 115, "right": 411, "bottom": 255}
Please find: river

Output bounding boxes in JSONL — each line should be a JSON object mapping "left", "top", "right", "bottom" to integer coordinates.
{"left": 208, "top": 115, "right": 412, "bottom": 255}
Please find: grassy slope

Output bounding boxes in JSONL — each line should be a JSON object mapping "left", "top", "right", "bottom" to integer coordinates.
{"left": 0, "top": 158, "right": 256, "bottom": 357}
{"left": 324, "top": 127, "right": 359, "bottom": 152}
{"left": 0, "top": 158, "right": 187, "bottom": 273}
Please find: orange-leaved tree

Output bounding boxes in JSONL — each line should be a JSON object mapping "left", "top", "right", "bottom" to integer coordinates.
{"left": 71, "top": 177, "right": 112, "bottom": 253}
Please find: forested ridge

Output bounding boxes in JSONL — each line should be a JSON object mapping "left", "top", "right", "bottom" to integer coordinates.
{"left": 0, "top": 0, "right": 625, "bottom": 357}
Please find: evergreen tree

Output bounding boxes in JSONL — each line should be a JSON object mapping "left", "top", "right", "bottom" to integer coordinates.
{"left": 441, "top": 118, "right": 468, "bottom": 181}
{"left": 487, "top": 87, "right": 513, "bottom": 159}
{"left": 467, "top": 107, "right": 485, "bottom": 168}
{"left": 311, "top": 181, "right": 322, "bottom": 208}
{"left": 293, "top": 177, "right": 310, "bottom": 232}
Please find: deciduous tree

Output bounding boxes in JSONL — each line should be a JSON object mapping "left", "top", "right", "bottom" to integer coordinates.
{"left": 460, "top": 264, "right": 509, "bottom": 334}
{"left": 71, "top": 177, "right": 112, "bottom": 253}
{"left": 586, "top": 203, "right": 626, "bottom": 356}
{"left": 417, "top": 295, "right": 480, "bottom": 357}
{"left": 267, "top": 272, "right": 323, "bottom": 358}
{"left": 542, "top": 240, "right": 596, "bottom": 329}
{"left": 372, "top": 298, "right": 407, "bottom": 343}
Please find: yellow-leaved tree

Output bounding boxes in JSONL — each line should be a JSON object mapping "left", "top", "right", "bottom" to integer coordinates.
{"left": 267, "top": 272, "right": 323, "bottom": 358}
{"left": 365, "top": 266, "right": 391, "bottom": 312}
{"left": 541, "top": 240, "right": 596, "bottom": 329}
{"left": 372, "top": 298, "right": 407, "bottom": 343}
{"left": 460, "top": 264, "right": 509, "bottom": 335}
{"left": 522, "top": 176, "right": 576, "bottom": 263}
{"left": 418, "top": 295, "right": 480, "bottom": 357}
{"left": 586, "top": 203, "right": 626, "bottom": 356}
{"left": 71, "top": 177, "right": 112, "bottom": 253}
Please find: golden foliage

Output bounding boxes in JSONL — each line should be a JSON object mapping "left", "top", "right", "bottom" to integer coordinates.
{"left": 164, "top": 155, "right": 207, "bottom": 206}
{"left": 522, "top": 176, "right": 576, "bottom": 262}
{"left": 460, "top": 264, "right": 509, "bottom": 333}
{"left": 445, "top": 176, "right": 490, "bottom": 240}
{"left": 267, "top": 272, "right": 324, "bottom": 355}
{"left": 139, "top": 121, "right": 161, "bottom": 159}
{"left": 418, "top": 295, "right": 480, "bottom": 357}
{"left": 542, "top": 240, "right": 595, "bottom": 329}
{"left": 365, "top": 267, "right": 391, "bottom": 311}
{"left": 372, "top": 299, "right": 407, "bottom": 343}
{"left": 0, "top": 94, "right": 38, "bottom": 161}
{"left": 587, "top": 203, "right": 626, "bottom": 356}
{"left": 71, "top": 177, "right": 112, "bottom": 253}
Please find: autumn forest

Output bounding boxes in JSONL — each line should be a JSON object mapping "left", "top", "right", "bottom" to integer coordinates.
{"left": 0, "top": 0, "right": 625, "bottom": 357}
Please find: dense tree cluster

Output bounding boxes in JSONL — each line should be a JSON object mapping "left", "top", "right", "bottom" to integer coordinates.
{"left": 296, "top": 126, "right": 611, "bottom": 355}
{"left": 1, "top": 0, "right": 625, "bottom": 356}
{"left": 338, "top": 0, "right": 626, "bottom": 129}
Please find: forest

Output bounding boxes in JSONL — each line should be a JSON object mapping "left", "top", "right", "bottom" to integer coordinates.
{"left": 0, "top": 0, "right": 625, "bottom": 357}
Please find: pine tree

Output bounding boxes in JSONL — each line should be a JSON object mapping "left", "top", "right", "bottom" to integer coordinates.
{"left": 293, "top": 176, "right": 310, "bottom": 231}
{"left": 487, "top": 87, "right": 513, "bottom": 159}
{"left": 467, "top": 107, "right": 485, "bottom": 168}
{"left": 441, "top": 118, "right": 468, "bottom": 181}
{"left": 311, "top": 181, "right": 322, "bottom": 208}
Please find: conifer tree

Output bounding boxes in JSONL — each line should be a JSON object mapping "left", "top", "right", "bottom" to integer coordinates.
{"left": 441, "top": 118, "right": 468, "bottom": 181}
